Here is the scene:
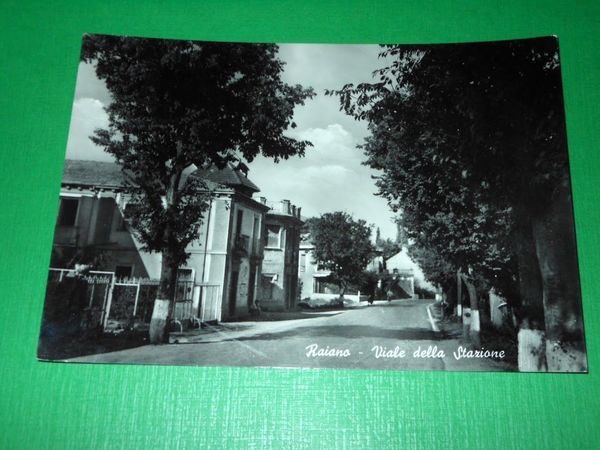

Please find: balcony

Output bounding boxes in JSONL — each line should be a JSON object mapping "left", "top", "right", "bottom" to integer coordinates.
{"left": 233, "top": 234, "right": 250, "bottom": 257}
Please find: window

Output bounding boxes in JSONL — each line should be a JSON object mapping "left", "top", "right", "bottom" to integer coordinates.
{"left": 115, "top": 265, "right": 133, "bottom": 279}
{"left": 117, "top": 204, "right": 133, "bottom": 231}
{"left": 252, "top": 216, "right": 260, "bottom": 253}
{"left": 235, "top": 209, "right": 244, "bottom": 238}
{"left": 299, "top": 253, "right": 306, "bottom": 272}
{"left": 176, "top": 268, "right": 194, "bottom": 302}
{"left": 266, "top": 224, "right": 281, "bottom": 248}
{"left": 261, "top": 273, "right": 276, "bottom": 300}
{"left": 58, "top": 198, "right": 78, "bottom": 226}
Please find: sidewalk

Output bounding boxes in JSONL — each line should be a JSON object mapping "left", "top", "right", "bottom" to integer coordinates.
{"left": 424, "top": 301, "right": 517, "bottom": 372}
{"left": 169, "top": 309, "right": 347, "bottom": 344}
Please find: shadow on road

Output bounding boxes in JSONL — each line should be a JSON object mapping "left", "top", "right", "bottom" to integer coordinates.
{"left": 229, "top": 310, "right": 344, "bottom": 323}
{"left": 195, "top": 324, "right": 448, "bottom": 344}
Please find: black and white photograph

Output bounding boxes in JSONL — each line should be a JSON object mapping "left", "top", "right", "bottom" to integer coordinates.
{"left": 37, "top": 34, "right": 587, "bottom": 372}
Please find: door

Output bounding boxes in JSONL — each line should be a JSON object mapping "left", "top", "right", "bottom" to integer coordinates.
{"left": 247, "top": 266, "right": 256, "bottom": 309}
{"left": 228, "top": 271, "right": 239, "bottom": 317}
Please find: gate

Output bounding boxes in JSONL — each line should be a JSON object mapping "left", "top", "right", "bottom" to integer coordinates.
{"left": 199, "top": 284, "right": 222, "bottom": 323}
{"left": 108, "top": 278, "right": 159, "bottom": 330}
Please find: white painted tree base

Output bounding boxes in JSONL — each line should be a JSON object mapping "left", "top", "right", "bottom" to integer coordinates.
{"left": 546, "top": 340, "right": 588, "bottom": 373}
{"left": 518, "top": 329, "right": 547, "bottom": 372}
{"left": 149, "top": 299, "right": 170, "bottom": 344}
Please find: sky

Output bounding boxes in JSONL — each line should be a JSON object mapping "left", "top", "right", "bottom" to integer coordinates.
{"left": 65, "top": 43, "right": 398, "bottom": 239}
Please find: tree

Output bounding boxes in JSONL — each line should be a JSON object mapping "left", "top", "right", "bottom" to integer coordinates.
{"left": 309, "top": 212, "right": 375, "bottom": 297}
{"left": 377, "top": 238, "right": 401, "bottom": 261}
{"left": 329, "top": 37, "right": 585, "bottom": 371}
{"left": 374, "top": 227, "right": 401, "bottom": 261}
{"left": 82, "top": 34, "right": 315, "bottom": 343}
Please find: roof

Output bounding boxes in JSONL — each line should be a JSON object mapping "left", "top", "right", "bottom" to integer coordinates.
{"left": 192, "top": 165, "right": 260, "bottom": 193}
{"left": 386, "top": 250, "right": 416, "bottom": 271}
{"left": 62, "top": 160, "right": 125, "bottom": 188}
{"left": 61, "top": 159, "right": 260, "bottom": 193}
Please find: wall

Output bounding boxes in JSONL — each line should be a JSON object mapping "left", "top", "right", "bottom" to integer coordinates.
{"left": 298, "top": 246, "right": 317, "bottom": 300}
{"left": 222, "top": 201, "right": 264, "bottom": 319}
{"left": 261, "top": 219, "right": 286, "bottom": 309}
{"left": 52, "top": 193, "right": 159, "bottom": 278}
{"left": 261, "top": 214, "right": 301, "bottom": 310}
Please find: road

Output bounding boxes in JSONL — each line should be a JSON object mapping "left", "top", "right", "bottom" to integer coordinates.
{"left": 72, "top": 299, "right": 510, "bottom": 371}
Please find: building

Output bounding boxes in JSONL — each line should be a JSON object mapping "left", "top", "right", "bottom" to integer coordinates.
{"left": 297, "top": 236, "right": 333, "bottom": 300}
{"left": 366, "top": 247, "right": 385, "bottom": 274}
{"left": 52, "top": 160, "right": 158, "bottom": 278}
{"left": 257, "top": 199, "right": 303, "bottom": 311}
{"left": 385, "top": 249, "right": 416, "bottom": 298}
{"left": 52, "top": 159, "right": 271, "bottom": 323}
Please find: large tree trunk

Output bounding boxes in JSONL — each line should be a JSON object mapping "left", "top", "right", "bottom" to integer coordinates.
{"left": 149, "top": 254, "right": 178, "bottom": 344}
{"left": 149, "top": 168, "right": 183, "bottom": 345}
{"left": 531, "top": 178, "right": 587, "bottom": 372}
{"left": 460, "top": 273, "right": 480, "bottom": 347}
{"left": 456, "top": 271, "right": 462, "bottom": 315}
{"left": 513, "top": 214, "right": 547, "bottom": 372}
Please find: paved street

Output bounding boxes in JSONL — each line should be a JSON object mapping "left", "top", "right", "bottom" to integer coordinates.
{"left": 72, "top": 299, "right": 511, "bottom": 371}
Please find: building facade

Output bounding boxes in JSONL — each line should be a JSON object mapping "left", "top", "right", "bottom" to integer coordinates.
{"left": 385, "top": 250, "right": 416, "bottom": 298}
{"left": 258, "top": 199, "right": 303, "bottom": 311}
{"left": 297, "top": 237, "right": 332, "bottom": 300}
{"left": 52, "top": 159, "right": 272, "bottom": 323}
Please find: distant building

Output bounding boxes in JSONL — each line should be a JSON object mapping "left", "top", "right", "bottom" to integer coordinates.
{"left": 257, "top": 199, "right": 303, "bottom": 311}
{"left": 366, "top": 247, "right": 385, "bottom": 274}
{"left": 385, "top": 249, "right": 416, "bottom": 298}
{"left": 297, "top": 235, "right": 336, "bottom": 300}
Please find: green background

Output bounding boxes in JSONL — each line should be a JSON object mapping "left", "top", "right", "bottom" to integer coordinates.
{"left": 1, "top": 1, "right": 599, "bottom": 448}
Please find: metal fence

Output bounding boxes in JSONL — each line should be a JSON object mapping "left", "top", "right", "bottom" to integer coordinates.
{"left": 46, "top": 268, "right": 222, "bottom": 332}
{"left": 173, "top": 279, "right": 195, "bottom": 322}
{"left": 109, "top": 278, "right": 159, "bottom": 330}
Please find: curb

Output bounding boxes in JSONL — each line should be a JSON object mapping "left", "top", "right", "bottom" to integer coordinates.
{"left": 426, "top": 303, "right": 440, "bottom": 333}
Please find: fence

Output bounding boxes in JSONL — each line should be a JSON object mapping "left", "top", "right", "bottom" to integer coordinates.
{"left": 109, "top": 278, "right": 159, "bottom": 330}
{"left": 47, "top": 268, "right": 222, "bottom": 332}
{"left": 173, "top": 279, "right": 195, "bottom": 322}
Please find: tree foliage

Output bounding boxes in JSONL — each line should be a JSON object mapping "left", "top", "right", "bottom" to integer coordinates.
{"left": 374, "top": 228, "right": 401, "bottom": 261}
{"left": 82, "top": 35, "right": 315, "bottom": 268}
{"left": 82, "top": 35, "right": 315, "bottom": 341}
{"left": 308, "top": 212, "right": 375, "bottom": 295}
{"left": 327, "top": 37, "right": 567, "bottom": 306}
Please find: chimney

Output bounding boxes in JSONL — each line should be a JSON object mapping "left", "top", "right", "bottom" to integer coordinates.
{"left": 236, "top": 161, "right": 249, "bottom": 177}
{"left": 281, "top": 200, "right": 291, "bottom": 214}
{"left": 297, "top": 207, "right": 301, "bottom": 218}
{"left": 259, "top": 196, "right": 267, "bottom": 204}
{"left": 292, "top": 205, "right": 297, "bottom": 217}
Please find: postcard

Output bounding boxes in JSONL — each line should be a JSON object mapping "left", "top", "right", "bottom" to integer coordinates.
{"left": 37, "top": 34, "right": 587, "bottom": 372}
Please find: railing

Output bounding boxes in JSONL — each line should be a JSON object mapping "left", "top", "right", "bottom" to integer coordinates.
{"left": 48, "top": 268, "right": 115, "bottom": 330}
{"left": 233, "top": 234, "right": 250, "bottom": 255}
{"left": 111, "top": 278, "right": 159, "bottom": 327}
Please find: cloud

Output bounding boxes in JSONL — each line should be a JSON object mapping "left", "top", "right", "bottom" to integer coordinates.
{"left": 286, "top": 123, "right": 361, "bottom": 169}
{"left": 247, "top": 122, "right": 398, "bottom": 239}
{"left": 73, "top": 62, "right": 112, "bottom": 105}
{"left": 304, "top": 164, "right": 352, "bottom": 178}
{"left": 65, "top": 97, "right": 113, "bottom": 161}
{"left": 62, "top": 45, "right": 399, "bottom": 239}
